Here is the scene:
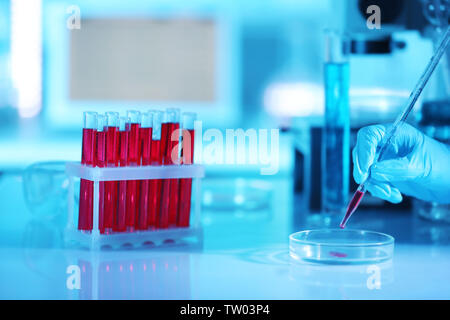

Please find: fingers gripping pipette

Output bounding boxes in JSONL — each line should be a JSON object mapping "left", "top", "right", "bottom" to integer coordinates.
{"left": 340, "top": 27, "right": 450, "bottom": 229}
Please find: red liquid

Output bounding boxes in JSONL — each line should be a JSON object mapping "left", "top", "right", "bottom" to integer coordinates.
{"left": 96, "top": 130, "right": 106, "bottom": 233}
{"left": 78, "top": 128, "right": 96, "bottom": 231}
{"left": 148, "top": 139, "right": 162, "bottom": 228}
{"left": 106, "top": 126, "right": 119, "bottom": 167}
{"left": 164, "top": 123, "right": 179, "bottom": 165}
{"left": 168, "top": 179, "right": 180, "bottom": 226}
{"left": 168, "top": 123, "right": 180, "bottom": 226}
{"left": 137, "top": 127, "right": 153, "bottom": 230}
{"left": 340, "top": 190, "right": 365, "bottom": 229}
{"left": 151, "top": 139, "right": 161, "bottom": 165}
{"left": 126, "top": 123, "right": 141, "bottom": 230}
{"left": 160, "top": 123, "right": 169, "bottom": 164}
{"left": 128, "top": 123, "right": 141, "bottom": 165}
{"left": 114, "top": 129, "right": 129, "bottom": 232}
{"left": 178, "top": 129, "right": 195, "bottom": 227}
{"left": 140, "top": 127, "right": 152, "bottom": 166}
{"left": 160, "top": 123, "right": 179, "bottom": 228}
{"left": 159, "top": 123, "right": 171, "bottom": 228}
{"left": 96, "top": 131, "right": 107, "bottom": 166}
{"left": 126, "top": 179, "right": 139, "bottom": 230}
{"left": 329, "top": 251, "right": 347, "bottom": 258}
{"left": 103, "top": 126, "right": 118, "bottom": 234}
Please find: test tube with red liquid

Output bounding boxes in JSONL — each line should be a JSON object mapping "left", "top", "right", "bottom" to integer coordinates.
{"left": 167, "top": 108, "right": 181, "bottom": 226}
{"left": 114, "top": 116, "right": 129, "bottom": 232}
{"left": 126, "top": 110, "right": 141, "bottom": 232}
{"left": 78, "top": 112, "right": 97, "bottom": 232}
{"left": 178, "top": 112, "right": 196, "bottom": 227}
{"left": 136, "top": 112, "right": 153, "bottom": 230}
{"left": 103, "top": 112, "right": 119, "bottom": 234}
{"left": 148, "top": 110, "right": 163, "bottom": 229}
{"left": 159, "top": 109, "right": 177, "bottom": 228}
{"left": 96, "top": 115, "right": 107, "bottom": 233}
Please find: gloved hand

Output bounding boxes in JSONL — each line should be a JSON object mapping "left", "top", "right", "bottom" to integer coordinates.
{"left": 353, "top": 123, "right": 450, "bottom": 204}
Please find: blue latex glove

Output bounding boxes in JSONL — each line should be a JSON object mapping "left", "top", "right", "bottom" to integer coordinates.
{"left": 353, "top": 123, "right": 450, "bottom": 204}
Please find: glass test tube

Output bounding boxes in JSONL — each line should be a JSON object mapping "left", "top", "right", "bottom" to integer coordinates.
{"left": 115, "top": 116, "right": 129, "bottom": 232}
{"left": 322, "top": 30, "right": 350, "bottom": 217}
{"left": 78, "top": 111, "right": 97, "bottom": 232}
{"left": 103, "top": 112, "right": 119, "bottom": 234}
{"left": 96, "top": 115, "right": 107, "bottom": 233}
{"left": 178, "top": 112, "right": 197, "bottom": 227}
{"left": 167, "top": 108, "right": 181, "bottom": 226}
{"left": 148, "top": 110, "right": 163, "bottom": 229}
{"left": 137, "top": 111, "right": 153, "bottom": 230}
{"left": 159, "top": 109, "right": 177, "bottom": 228}
{"left": 126, "top": 110, "right": 141, "bottom": 231}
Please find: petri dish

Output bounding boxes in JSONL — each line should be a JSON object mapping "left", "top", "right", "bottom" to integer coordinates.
{"left": 289, "top": 229, "right": 394, "bottom": 265}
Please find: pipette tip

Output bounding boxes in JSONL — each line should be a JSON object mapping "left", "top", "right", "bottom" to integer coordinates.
{"left": 339, "top": 189, "right": 365, "bottom": 229}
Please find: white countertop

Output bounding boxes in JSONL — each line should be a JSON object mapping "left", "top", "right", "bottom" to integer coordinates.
{"left": 0, "top": 173, "right": 449, "bottom": 299}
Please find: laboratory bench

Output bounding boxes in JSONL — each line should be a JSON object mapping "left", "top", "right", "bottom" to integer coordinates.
{"left": 0, "top": 171, "right": 449, "bottom": 300}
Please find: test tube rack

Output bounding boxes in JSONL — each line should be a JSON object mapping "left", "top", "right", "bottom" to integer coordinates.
{"left": 65, "top": 162, "right": 204, "bottom": 250}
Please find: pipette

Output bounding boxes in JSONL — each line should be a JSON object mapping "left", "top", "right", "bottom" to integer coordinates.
{"left": 340, "top": 27, "right": 450, "bottom": 229}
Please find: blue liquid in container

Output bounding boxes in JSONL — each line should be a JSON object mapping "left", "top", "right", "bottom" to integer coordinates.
{"left": 322, "top": 62, "right": 350, "bottom": 215}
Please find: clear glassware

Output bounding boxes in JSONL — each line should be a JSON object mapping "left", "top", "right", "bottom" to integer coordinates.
{"left": 22, "top": 161, "right": 69, "bottom": 221}
{"left": 321, "top": 30, "right": 351, "bottom": 218}
{"left": 290, "top": 229, "right": 394, "bottom": 265}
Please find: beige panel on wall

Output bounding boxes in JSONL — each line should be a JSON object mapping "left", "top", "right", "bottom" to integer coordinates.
{"left": 70, "top": 18, "right": 216, "bottom": 102}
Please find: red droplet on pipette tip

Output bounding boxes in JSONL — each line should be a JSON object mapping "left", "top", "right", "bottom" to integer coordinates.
{"left": 340, "top": 190, "right": 365, "bottom": 229}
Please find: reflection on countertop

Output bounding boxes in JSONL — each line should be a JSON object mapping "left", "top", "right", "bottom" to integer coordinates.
{"left": 0, "top": 173, "right": 450, "bottom": 299}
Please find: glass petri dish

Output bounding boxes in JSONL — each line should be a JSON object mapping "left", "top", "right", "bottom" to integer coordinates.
{"left": 289, "top": 229, "right": 394, "bottom": 265}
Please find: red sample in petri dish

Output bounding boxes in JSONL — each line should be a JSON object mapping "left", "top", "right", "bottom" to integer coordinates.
{"left": 329, "top": 251, "right": 347, "bottom": 258}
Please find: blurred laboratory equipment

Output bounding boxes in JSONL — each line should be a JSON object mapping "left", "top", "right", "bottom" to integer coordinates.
{"left": 420, "top": 0, "right": 449, "bottom": 100}
{"left": 290, "top": 0, "right": 450, "bottom": 220}
{"left": 414, "top": 100, "right": 450, "bottom": 223}
{"left": 345, "top": 0, "right": 434, "bottom": 126}
{"left": 347, "top": 31, "right": 416, "bottom": 127}
{"left": 412, "top": 0, "right": 450, "bottom": 223}
{"left": 321, "top": 30, "right": 350, "bottom": 218}
{"left": 22, "top": 161, "right": 69, "bottom": 221}
{"left": 0, "top": 0, "right": 16, "bottom": 128}
{"left": 202, "top": 178, "right": 273, "bottom": 214}
{"left": 294, "top": 32, "right": 420, "bottom": 215}
{"left": 421, "top": 0, "right": 449, "bottom": 97}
